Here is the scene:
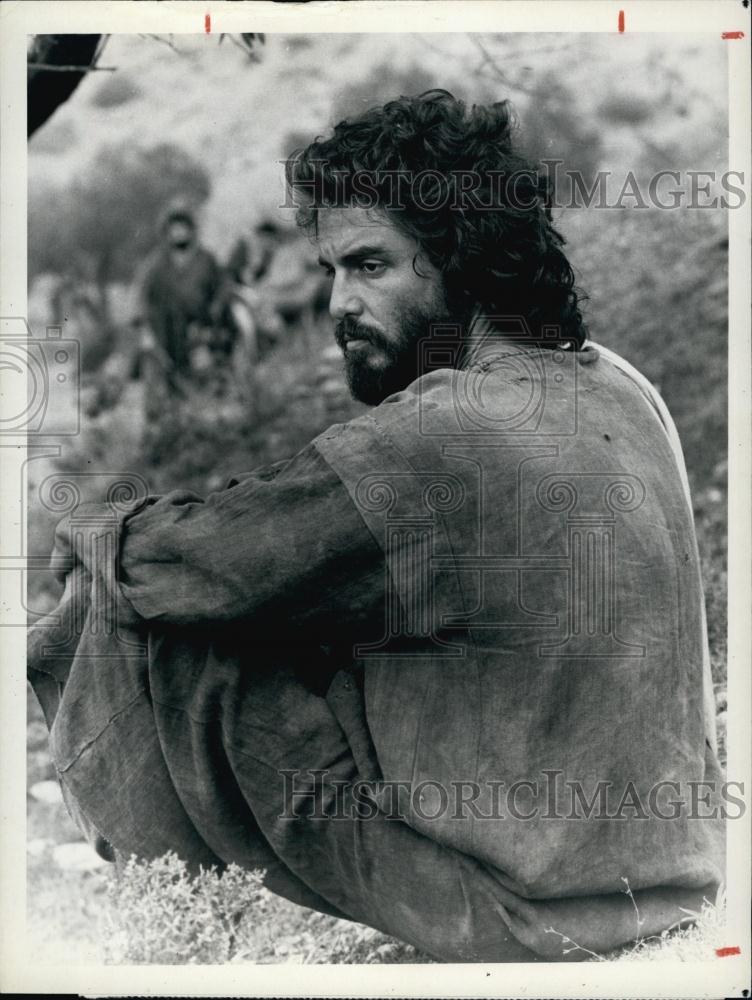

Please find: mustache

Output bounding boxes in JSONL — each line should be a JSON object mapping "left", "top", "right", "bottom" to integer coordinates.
{"left": 334, "top": 318, "right": 388, "bottom": 352}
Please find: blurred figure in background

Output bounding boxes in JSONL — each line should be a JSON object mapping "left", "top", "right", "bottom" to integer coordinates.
{"left": 224, "top": 219, "right": 286, "bottom": 358}
{"left": 134, "top": 200, "right": 236, "bottom": 420}
{"left": 223, "top": 221, "right": 280, "bottom": 375}
{"left": 225, "top": 218, "right": 332, "bottom": 359}
{"left": 248, "top": 219, "right": 281, "bottom": 283}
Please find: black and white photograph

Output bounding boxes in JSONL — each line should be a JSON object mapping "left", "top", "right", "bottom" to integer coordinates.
{"left": 1, "top": 1, "right": 750, "bottom": 995}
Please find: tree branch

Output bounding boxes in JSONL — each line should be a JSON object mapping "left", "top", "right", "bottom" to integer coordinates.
{"left": 27, "top": 63, "right": 116, "bottom": 72}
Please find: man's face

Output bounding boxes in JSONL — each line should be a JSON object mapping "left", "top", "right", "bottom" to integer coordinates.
{"left": 316, "top": 207, "right": 453, "bottom": 404}
{"left": 167, "top": 220, "right": 195, "bottom": 251}
{"left": 256, "top": 228, "right": 279, "bottom": 255}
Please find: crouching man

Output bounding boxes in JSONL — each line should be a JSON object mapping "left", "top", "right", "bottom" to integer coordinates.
{"left": 29, "top": 91, "right": 724, "bottom": 962}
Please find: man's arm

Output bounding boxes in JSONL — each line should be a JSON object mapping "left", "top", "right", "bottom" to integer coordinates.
{"left": 76, "top": 441, "right": 384, "bottom": 628}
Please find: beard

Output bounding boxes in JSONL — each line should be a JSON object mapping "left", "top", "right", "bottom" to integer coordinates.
{"left": 335, "top": 299, "right": 459, "bottom": 406}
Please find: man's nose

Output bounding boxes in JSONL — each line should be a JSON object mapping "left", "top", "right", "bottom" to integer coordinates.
{"left": 329, "top": 273, "right": 363, "bottom": 322}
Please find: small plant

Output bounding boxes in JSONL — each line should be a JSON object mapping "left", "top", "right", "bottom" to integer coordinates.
{"left": 104, "top": 852, "right": 266, "bottom": 964}
{"left": 609, "top": 887, "right": 728, "bottom": 962}
{"left": 546, "top": 881, "right": 727, "bottom": 962}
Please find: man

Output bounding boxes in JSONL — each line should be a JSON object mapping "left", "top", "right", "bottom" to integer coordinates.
{"left": 223, "top": 219, "right": 330, "bottom": 362}
{"left": 134, "top": 201, "right": 234, "bottom": 407}
{"left": 29, "top": 91, "right": 723, "bottom": 962}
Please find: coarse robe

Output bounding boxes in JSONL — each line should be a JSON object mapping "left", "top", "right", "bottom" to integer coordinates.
{"left": 28, "top": 341, "right": 725, "bottom": 962}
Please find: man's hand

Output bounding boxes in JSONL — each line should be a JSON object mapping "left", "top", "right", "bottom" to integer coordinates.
{"left": 28, "top": 562, "right": 93, "bottom": 682}
{"left": 50, "top": 503, "right": 112, "bottom": 586}
{"left": 49, "top": 503, "right": 147, "bottom": 640}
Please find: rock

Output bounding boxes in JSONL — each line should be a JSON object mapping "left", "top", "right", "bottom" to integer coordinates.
{"left": 29, "top": 779, "right": 63, "bottom": 805}
{"left": 52, "top": 841, "right": 109, "bottom": 872}
{"left": 27, "top": 838, "right": 52, "bottom": 857}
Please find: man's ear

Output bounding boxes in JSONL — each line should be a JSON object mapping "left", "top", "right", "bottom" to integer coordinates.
{"left": 410, "top": 252, "right": 436, "bottom": 281}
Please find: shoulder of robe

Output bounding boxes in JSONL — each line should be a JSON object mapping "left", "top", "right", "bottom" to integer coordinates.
{"left": 312, "top": 369, "right": 495, "bottom": 481}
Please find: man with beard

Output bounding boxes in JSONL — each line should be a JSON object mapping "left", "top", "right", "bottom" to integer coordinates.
{"left": 29, "top": 91, "right": 723, "bottom": 962}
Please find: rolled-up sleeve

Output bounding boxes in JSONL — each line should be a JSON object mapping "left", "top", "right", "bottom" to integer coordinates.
{"left": 117, "top": 441, "right": 384, "bottom": 627}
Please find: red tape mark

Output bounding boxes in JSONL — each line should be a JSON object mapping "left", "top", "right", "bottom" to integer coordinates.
{"left": 716, "top": 946, "right": 741, "bottom": 957}
{"left": 205, "top": 12, "right": 211, "bottom": 33}
{"left": 721, "top": 31, "right": 744, "bottom": 39}
{"left": 618, "top": 10, "right": 625, "bottom": 32}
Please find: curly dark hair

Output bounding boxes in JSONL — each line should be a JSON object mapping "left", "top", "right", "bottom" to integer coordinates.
{"left": 285, "top": 89, "right": 587, "bottom": 350}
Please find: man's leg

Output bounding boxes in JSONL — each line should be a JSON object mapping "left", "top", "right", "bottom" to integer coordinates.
{"left": 143, "top": 633, "right": 540, "bottom": 962}
{"left": 145, "top": 633, "right": 719, "bottom": 963}
{"left": 35, "top": 614, "right": 712, "bottom": 963}
{"left": 29, "top": 596, "right": 363, "bottom": 921}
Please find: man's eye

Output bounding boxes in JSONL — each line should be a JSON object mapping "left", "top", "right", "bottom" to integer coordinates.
{"left": 359, "top": 261, "right": 386, "bottom": 276}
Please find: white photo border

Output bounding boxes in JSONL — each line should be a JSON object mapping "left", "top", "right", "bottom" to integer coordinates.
{"left": 1, "top": 2, "right": 749, "bottom": 996}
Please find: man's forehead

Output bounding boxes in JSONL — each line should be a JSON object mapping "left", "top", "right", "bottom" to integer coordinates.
{"left": 315, "top": 206, "right": 415, "bottom": 257}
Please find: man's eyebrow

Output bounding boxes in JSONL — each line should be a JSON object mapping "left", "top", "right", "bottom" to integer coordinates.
{"left": 317, "top": 244, "right": 391, "bottom": 268}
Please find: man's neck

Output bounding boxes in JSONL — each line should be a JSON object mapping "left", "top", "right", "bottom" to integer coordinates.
{"left": 459, "top": 312, "right": 532, "bottom": 370}
{"left": 459, "top": 310, "right": 576, "bottom": 370}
